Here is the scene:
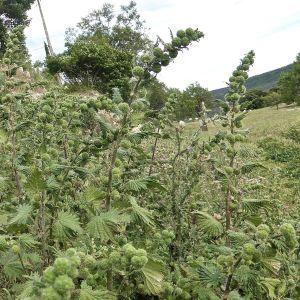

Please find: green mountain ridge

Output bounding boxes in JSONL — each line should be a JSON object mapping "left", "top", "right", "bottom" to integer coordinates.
{"left": 211, "top": 64, "right": 293, "bottom": 99}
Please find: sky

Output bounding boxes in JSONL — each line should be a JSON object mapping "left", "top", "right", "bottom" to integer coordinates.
{"left": 26, "top": 0, "right": 300, "bottom": 90}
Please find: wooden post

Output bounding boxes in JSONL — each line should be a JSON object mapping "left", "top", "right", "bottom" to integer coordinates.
{"left": 37, "top": 0, "right": 54, "bottom": 56}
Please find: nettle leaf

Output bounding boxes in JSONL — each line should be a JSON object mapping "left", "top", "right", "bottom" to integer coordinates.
{"left": 261, "top": 277, "right": 281, "bottom": 299}
{"left": 79, "top": 282, "right": 117, "bottom": 300}
{"left": 9, "top": 204, "right": 32, "bottom": 225}
{"left": 260, "top": 258, "right": 281, "bottom": 274}
{"left": 126, "top": 178, "right": 147, "bottom": 192}
{"left": 0, "top": 251, "right": 23, "bottom": 280}
{"left": 125, "top": 177, "right": 166, "bottom": 193}
{"left": 86, "top": 210, "right": 130, "bottom": 242}
{"left": 198, "top": 264, "right": 225, "bottom": 288}
{"left": 242, "top": 199, "right": 270, "bottom": 214}
{"left": 16, "top": 273, "right": 42, "bottom": 300}
{"left": 195, "top": 211, "right": 224, "bottom": 237}
{"left": 18, "top": 234, "right": 39, "bottom": 249}
{"left": 97, "top": 115, "right": 116, "bottom": 137}
{"left": 25, "top": 169, "right": 47, "bottom": 192}
{"left": 141, "top": 259, "right": 164, "bottom": 296}
{"left": 53, "top": 211, "right": 83, "bottom": 240}
{"left": 129, "top": 197, "right": 154, "bottom": 227}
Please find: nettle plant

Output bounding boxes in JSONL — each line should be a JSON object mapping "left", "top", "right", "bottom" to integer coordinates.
{"left": 0, "top": 25, "right": 299, "bottom": 300}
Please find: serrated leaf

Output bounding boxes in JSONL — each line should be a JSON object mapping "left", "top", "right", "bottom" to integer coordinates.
{"left": 86, "top": 210, "right": 130, "bottom": 242}
{"left": 79, "top": 282, "right": 117, "bottom": 300}
{"left": 198, "top": 264, "right": 225, "bottom": 288}
{"left": 18, "top": 234, "right": 39, "bottom": 249}
{"left": 195, "top": 211, "right": 224, "bottom": 237}
{"left": 0, "top": 251, "right": 23, "bottom": 280}
{"left": 9, "top": 204, "right": 32, "bottom": 225}
{"left": 129, "top": 197, "right": 154, "bottom": 227}
{"left": 53, "top": 211, "right": 82, "bottom": 240}
{"left": 141, "top": 259, "right": 164, "bottom": 295}
{"left": 242, "top": 199, "right": 270, "bottom": 214}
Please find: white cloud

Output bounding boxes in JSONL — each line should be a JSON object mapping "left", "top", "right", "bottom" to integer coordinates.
{"left": 26, "top": 0, "right": 300, "bottom": 90}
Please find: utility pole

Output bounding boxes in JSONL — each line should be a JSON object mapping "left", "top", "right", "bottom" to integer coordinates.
{"left": 37, "top": 0, "right": 54, "bottom": 56}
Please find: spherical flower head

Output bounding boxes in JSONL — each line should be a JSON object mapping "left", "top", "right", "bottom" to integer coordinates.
{"left": 153, "top": 47, "right": 164, "bottom": 58}
{"left": 152, "top": 63, "right": 162, "bottom": 74}
{"left": 43, "top": 266, "right": 56, "bottom": 284}
{"left": 132, "top": 66, "right": 144, "bottom": 78}
{"left": 181, "top": 37, "right": 190, "bottom": 47}
{"left": 41, "top": 287, "right": 61, "bottom": 300}
{"left": 53, "top": 257, "right": 71, "bottom": 275}
{"left": 177, "top": 29, "right": 186, "bottom": 38}
{"left": 179, "top": 120, "right": 186, "bottom": 128}
{"left": 53, "top": 275, "right": 74, "bottom": 294}
{"left": 169, "top": 49, "right": 178, "bottom": 58}
{"left": 141, "top": 53, "right": 152, "bottom": 63}
{"left": 172, "top": 37, "right": 182, "bottom": 48}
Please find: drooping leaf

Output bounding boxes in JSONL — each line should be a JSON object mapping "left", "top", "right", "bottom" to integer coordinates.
{"left": 195, "top": 211, "right": 224, "bottom": 237}
{"left": 53, "top": 211, "right": 83, "bottom": 240}
{"left": 79, "top": 282, "right": 117, "bottom": 300}
{"left": 242, "top": 199, "right": 270, "bottom": 214}
{"left": 141, "top": 259, "right": 164, "bottom": 295}
{"left": 129, "top": 197, "right": 154, "bottom": 227}
{"left": 86, "top": 210, "right": 130, "bottom": 242}
{"left": 261, "top": 277, "right": 281, "bottom": 299}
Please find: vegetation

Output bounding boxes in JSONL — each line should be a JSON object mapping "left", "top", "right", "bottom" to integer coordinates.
{"left": 0, "top": 4, "right": 299, "bottom": 300}
{"left": 0, "top": 0, "right": 35, "bottom": 54}
{"left": 278, "top": 54, "right": 300, "bottom": 106}
{"left": 212, "top": 64, "right": 293, "bottom": 100}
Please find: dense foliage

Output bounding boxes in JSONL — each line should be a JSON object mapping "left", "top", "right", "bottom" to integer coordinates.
{"left": 0, "top": 0, "right": 34, "bottom": 54}
{"left": 279, "top": 54, "right": 300, "bottom": 106}
{"left": 239, "top": 89, "right": 267, "bottom": 110}
{"left": 0, "top": 21, "right": 299, "bottom": 300}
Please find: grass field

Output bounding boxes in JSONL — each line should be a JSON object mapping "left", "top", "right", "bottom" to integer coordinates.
{"left": 185, "top": 104, "right": 300, "bottom": 142}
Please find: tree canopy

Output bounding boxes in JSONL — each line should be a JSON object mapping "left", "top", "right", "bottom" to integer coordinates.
{"left": 0, "top": 0, "right": 35, "bottom": 54}
{"left": 278, "top": 54, "right": 300, "bottom": 106}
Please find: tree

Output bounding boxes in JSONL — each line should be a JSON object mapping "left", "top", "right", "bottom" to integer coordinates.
{"left": 173, "top": 82, "right": 214, "bottom": 120}
{"left": 47, "top": 36, "right": 133, "bottom": 98}
{"left": 146, "top": 79, "right": 169, "bottom": 111}
{"left": 263, "top": 90, "right": 282, "bottom": 110}
{"left": 278, "top": 54, "right": 300, "bottom": 106}
{"left": 66, "top": 1, "right": 151, "bottom": 55}
{"left": 0, "top": 0, "right": 35, "bottom": 54}
{"left": 239, "top": 89, "right": 267, "bottom": 110}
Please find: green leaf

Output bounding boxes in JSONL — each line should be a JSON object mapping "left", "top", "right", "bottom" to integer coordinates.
{"left": 261, "top": 277, "right": 281, "bottom": 299}
{"left": 198, "top": 264, "right": 225, "bottom": 288}
{"left": 79, "top": 282, "right": 117, "bottom": 300}
{"left": 9, "top": 204, "right": 32, "bottom": 225}
{"left": 242, "top": 199, "right": 270, "bottom": 214}
{"left": 53, "top": 211, "right": 82, "bottom": 240}
{"left": 25, "top": 169, "right": 47, "bottom": 192}
{"left": 18, "top": 234, "right": 39, "bottom": 249}
{"left": 195, "top": 211, "right": 224, "bottom": 237}
{"left": 0, "top": 251, "right": 23, "bottom": 280}
{"left": 141, "top": 259, "right": 164, "bottom": 295}
{"left": 129, "top": 197, "right": 154, "bottom": 227}
{"left": 86, "top": 210, "right": 130, "bottom": 242}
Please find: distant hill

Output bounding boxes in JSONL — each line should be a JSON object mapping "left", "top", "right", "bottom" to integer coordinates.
{"left": 211, "top": 64, "right": 293, "bottom": 100}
